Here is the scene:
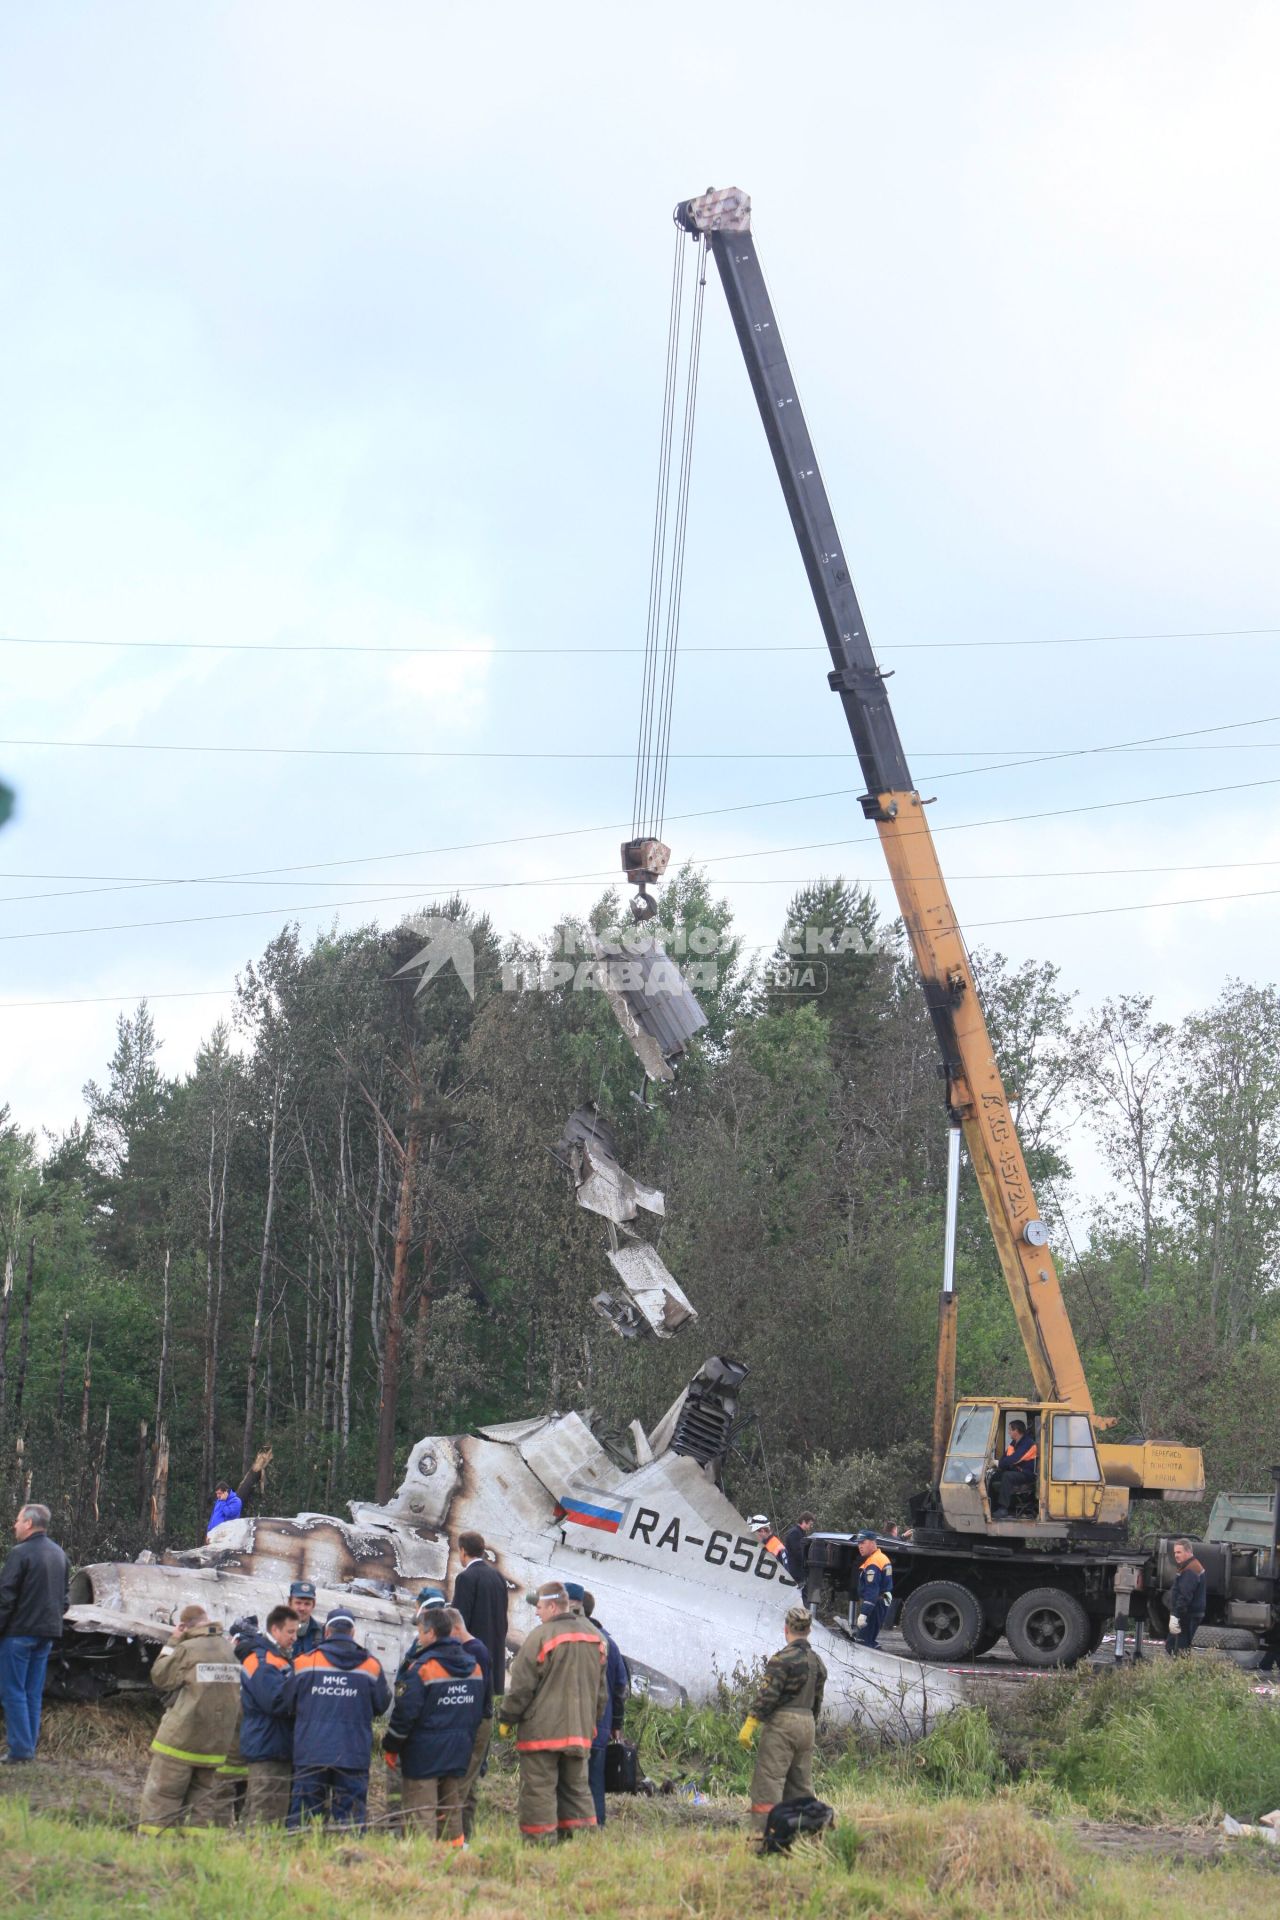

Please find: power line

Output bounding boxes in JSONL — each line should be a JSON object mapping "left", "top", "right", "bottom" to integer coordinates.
{"left": 8, "top": 846, "right": 1280, "bottom": 913}
{"left": 0, "top": 783, "right": 871, "bottom": 890}
{"left": 4, "top": 873, "right": 1280, "bottom": 1012}
{"left": 4, "top": 624, "right": 1280, "bottom": 656}
{"left": 5, "top": 768, "right": 1280, "bottom": 916}
{"left": 7, "top": 770, "right": 1280, "bottom": 943}
{"left": 5, "top": 711, "right": 1280, "bottom": 763}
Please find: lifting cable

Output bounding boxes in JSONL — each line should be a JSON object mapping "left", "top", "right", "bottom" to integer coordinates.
{"left": 631, "top": 231, "right": 707, "bottom": 848}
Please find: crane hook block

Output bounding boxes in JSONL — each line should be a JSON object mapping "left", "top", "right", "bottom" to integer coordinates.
{"left": 622, "top": 838, "right": 671, "bottom": 888}
{"left": 623, "top": 838, "right": 670, "bottom": 924}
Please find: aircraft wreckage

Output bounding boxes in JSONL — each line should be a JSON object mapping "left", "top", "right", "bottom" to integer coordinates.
{"left": 61, "top": 1367, "right": 962, "bottom": 1733}
{"left": 56, "top": 917, "right": 964, "bottom": 1735}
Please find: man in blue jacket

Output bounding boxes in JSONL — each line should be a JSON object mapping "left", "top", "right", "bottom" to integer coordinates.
{"left": 238, "top": 1605, "right": 299, "bottom": 1824}
{"left": 383, "top": 1607, "right": 484, "bottom": 1844}
{"left": 206, "top": 1482, "right": 242, "bottom": 1538}
{"left": 288, "top": 1580, "right": 323, "bottom": 1655}
{"left": 284, "top": 1608, "right": 390, "bottom": 1831}
{"left": 566, "top": 1585, "right": 629, "bottom": 1827}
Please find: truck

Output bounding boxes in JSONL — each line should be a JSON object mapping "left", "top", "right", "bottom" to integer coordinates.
{"left": 671, "top": 185, "right": 1280, "bottom": 1667}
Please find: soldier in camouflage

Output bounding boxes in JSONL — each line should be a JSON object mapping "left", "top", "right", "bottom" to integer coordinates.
{"left": 738, "top": 1604, "right": 827, "bottom": 1833}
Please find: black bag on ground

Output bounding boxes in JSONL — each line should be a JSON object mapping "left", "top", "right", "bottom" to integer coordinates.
{"left": 603, "top": 1738, "right": 641, "bottom": 1794}
{"left": 762, "top": 1796, "right": 836, "bottom": 1854}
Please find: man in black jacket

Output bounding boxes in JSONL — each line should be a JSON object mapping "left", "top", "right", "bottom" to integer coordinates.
{"left": 451, "top": 1533, "right": 509, "bottom": 1697}
{"left": 1166, "top": 1538, "right": 1208, "bottom": 1656}
{"left": 782, "top": 1514, "right": 815, "bottom": 1599}
{"left": 0, "top": 1503, "right": 69, "bottom": 1764}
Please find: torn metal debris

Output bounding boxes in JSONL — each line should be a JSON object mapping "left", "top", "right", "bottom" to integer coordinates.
{"left": 596, "top": 1243, "right": 697, "bottom": 1340}
{"left": 594, "top": 933, "right": 709, "bottom": 1083}
{"left": 556, "top": 1103, "right": 665, "bottom": 1225}
{"left": 59, "top": 1368, "right": 967, "bottom": 1734}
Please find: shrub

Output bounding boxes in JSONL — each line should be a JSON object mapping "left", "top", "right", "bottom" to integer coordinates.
{"left": 1030, "top": 1659, "right": 1280, "bottom": 1821}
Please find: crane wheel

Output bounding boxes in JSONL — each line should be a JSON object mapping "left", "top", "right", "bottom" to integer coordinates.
{"left": 1004, "top": 1586, "right": 1090, "bottom": 1667}
{"left": 900, "top": 1581, "right": 983, "bottom": 1661}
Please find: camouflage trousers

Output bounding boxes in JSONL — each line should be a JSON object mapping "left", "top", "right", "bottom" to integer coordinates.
{"left": 138, "top": 1750, "right": 234, "bottom": 1833}
{"left": 244, "top": 1758, "right": 293, "bottom": 1825}
{"left": 516, "top": 1747, "right": 596, "bottom": 1841}
{"left": 749, "top": 1709, "right": 815, "bottom": 1833}
{"left": 402, "top": 1770, "right": 466, "bottom": 1844}
{"left": 460, "top": 1717, "right": 493, "bottom": 1840}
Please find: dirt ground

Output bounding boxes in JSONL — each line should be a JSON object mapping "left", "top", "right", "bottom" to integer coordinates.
{"left": 9, "top": 1695, "right": 1277, "bottom": 1874}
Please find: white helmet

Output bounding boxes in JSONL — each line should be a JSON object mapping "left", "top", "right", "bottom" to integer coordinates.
{"left": 747, "top": 1514, "right": 771, "bottom": 1530}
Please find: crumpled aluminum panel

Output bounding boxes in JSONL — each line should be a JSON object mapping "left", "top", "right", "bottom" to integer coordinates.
{"left": 555, "top": 1103, "right": 664, "bottom": 1223}
{"left": 601, "top": 1243, "right": 697, "bottom": 1338}
{"left": 595, "top": 936, "right": 708, "bottom": 1082}
{"left": 517, "top": 1411, "right": 624, "bottom": 1499}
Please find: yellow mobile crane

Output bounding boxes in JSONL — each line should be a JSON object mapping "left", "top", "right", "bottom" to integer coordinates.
{"left": 668, "top": 187, "right": 1205, "bottom": 1665}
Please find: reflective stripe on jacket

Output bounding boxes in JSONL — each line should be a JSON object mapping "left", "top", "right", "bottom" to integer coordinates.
{"left": 284, "top": 1635, "right": 392, "bottom": 1771}
{"left": 383, "top": 1637, "right": 485, "bottom": 1779}
{"left": 238, "top": 1633, "right": 294, "bottom": 1763}
{"left": 857, "top": 1548, "right": 894, "bottom": 1612}
{"left": 149, "top": 1625, "right": 241, "bottom": 1765}
{"left": 501, "top": 1615, "right": 608, "bottom": 1752}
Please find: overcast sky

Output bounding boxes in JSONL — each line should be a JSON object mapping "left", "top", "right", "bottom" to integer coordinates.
{"left": 2, "top": 2, "right": 1278, "bottom": 1170}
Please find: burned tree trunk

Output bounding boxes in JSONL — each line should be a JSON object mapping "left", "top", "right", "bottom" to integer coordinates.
{"left": 375, "top": 1102, "right": 423, "bottom": 1503}
{"left": 11, "top": 1236, "right": 33, "bottom": 1425}
{"left": 154, "top": 1246, "right": 171, "bottom": 1435}
{"left": 0, "top": 1210, "right": 16, "bottom": 1431}
{"left": 149, "top": 1422, "right": 170, "bottom": 1540}
{"left": 202, "top": 1109, "right": 230, "bottom": 1495}
{"left": 242, "top": 1064, "right": 282, "bottom": 1476}
{"left": 136, "top": 1418, "right": 150, "bottom": 1527}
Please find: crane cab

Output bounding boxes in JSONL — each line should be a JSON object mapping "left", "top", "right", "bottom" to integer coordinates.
{"left": 938, "top": 1398, "right": 1132, "bottom": 1538}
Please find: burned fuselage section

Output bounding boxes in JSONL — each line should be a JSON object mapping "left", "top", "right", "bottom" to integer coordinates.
{"left": 61, "top": 1368, "right": 965, "bottom": 1731}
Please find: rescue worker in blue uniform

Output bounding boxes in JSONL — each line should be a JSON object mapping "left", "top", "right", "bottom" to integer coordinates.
{"left": 992, "top": 1420, "right": 1038, "bottom": 1517}
{"left": 284, "top": 1608, "right": 391, "bottom": 1830}
{"left": 383, "top": 1607, "right": 485, "bottom": 1844}
{"left": 853, "top": 1531, "right": 893, "bottom": 1647}
{"left": 238, "top": 1604, "right": 299, "bottom": 1824}
{"left": 289, "top": 1580, "right": 323, "bottom": 1655}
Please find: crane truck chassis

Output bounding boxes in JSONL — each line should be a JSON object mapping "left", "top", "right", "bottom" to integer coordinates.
{"left": 811, "top": 1471, "right": 1280, "bottom": 1667}
{"left": 673, "top": 185, "right": 1280, "bottom": 1669}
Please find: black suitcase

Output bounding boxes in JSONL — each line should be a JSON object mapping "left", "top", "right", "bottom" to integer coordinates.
{"left": 603, "top": 1737, "right": 640, "bottom": 1794}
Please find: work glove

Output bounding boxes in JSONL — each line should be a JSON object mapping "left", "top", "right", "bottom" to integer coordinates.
{"left": 1168, "top": 1615, "right": 1181, "bottom": 1635}
{"left": 737, "top": 1715, "right": 760, "bottom": 1748}
{"left": 855, "top": 1612, "right": 869, "bottom": 1630}
{"left": 384, "top": 1751, "right": 399, "bottom": 1770}
{"left": 497, "top": 1721, "right": 515, "bottom": 1740}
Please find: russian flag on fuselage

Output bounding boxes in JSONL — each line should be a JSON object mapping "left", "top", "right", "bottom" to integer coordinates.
{"left": 557, "top": 1490, "right": 627, "bottom": 1534}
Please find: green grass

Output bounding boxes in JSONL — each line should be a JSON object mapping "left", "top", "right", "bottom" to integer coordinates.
{"left": 8, "top": 1663, "right": 1280, "bottom": 1916}
{"left": 1022, "top": 1658, "right": 1280, "bottom": 1822}
{"left": 2, "top": 1790, "right": 1278, "bottom": 1920}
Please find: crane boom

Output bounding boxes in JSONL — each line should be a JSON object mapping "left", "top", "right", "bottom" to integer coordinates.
{"left": 676, "top": 186, "right": 1092, "bottom": 1414}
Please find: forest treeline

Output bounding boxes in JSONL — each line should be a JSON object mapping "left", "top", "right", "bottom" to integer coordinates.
{"left": 2, "top": 871, "right": 1278, "bottom": 1562}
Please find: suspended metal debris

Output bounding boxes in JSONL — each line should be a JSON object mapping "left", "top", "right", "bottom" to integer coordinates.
{"left": 595, "top": 933, "right": 709, "bottom": 1084}
{"left": 594, "top": 1242, "right": 697, "bottom": 1341}
{"left": 555, "top": 1103, "right": 665, "bottom": 1226}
